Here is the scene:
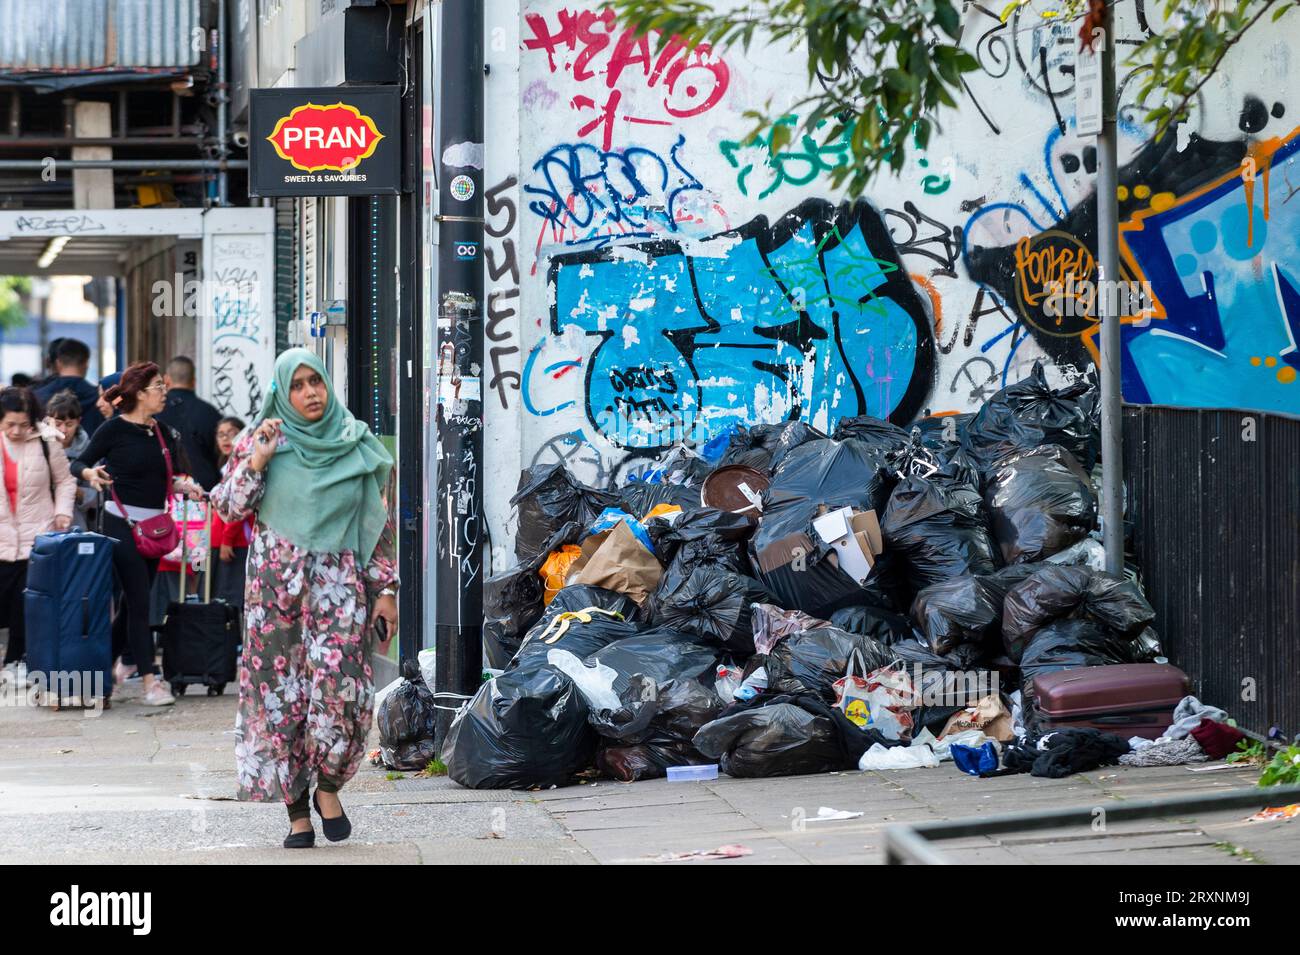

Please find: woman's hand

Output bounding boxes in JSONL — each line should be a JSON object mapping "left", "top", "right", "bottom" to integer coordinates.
{"left": 52, "top": 515, "right": 71, "bottom": 532}
{"left": 249, "top": 419, "right": 282, "bottom": 472}
{"left": 220, "top": 543, "right": 234, "bottom": 562}
{"left": 175, "top": 477, "right": 205, "bottom": 502}
{"left": 82, "top": 466, "right": 112, "bottom": 491}
{"left": 372, "top": 592, "right": 398, "bottom": 649}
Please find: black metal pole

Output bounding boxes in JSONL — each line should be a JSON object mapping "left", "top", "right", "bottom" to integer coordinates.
{"left": 433, "top": 0, "right": 486, "bottom": 746}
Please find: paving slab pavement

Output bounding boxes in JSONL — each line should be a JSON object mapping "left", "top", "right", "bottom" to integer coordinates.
{"left": 2, "top": 685, "right": 1295, "bottom": 865}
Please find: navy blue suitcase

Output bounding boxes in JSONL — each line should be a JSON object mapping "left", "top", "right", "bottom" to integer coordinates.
{"left": 24, "top": 531, "right": 116, "bottom": 705}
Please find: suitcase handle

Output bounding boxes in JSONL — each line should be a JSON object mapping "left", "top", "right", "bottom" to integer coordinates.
{"left": 81, "top": 595, "right": 89, "bottom": 639}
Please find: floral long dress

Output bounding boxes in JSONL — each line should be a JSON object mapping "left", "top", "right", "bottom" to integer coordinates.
{"left": 211, "top": 428, "right": 397, "bottom": 806}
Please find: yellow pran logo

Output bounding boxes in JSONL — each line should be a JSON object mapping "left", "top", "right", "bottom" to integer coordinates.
{"left": 266, "top": 102, "right": 385, "bottom": 173}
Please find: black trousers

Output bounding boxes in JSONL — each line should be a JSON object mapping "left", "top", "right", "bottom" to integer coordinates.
{"left": 0, "top": 559, "right": 28, "bottom": 665}
{"left": 103, "top": 513, "right": 160, "bottom": 678}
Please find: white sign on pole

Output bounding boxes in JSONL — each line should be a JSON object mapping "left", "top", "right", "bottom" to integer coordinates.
{"left": 1075, "top": 47, "right": 1104, "bottom": 136}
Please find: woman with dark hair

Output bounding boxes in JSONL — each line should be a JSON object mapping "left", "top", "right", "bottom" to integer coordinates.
{"left": 0, "top": 387, "right": 76, "bottom": 680}
{"left": 71, "top": 362, "right": 204, "bottom": 707}
{"left": 212, "top": 349, "right": 396, "bottom": 849}
{"left": 211, "top": 416, "right": 249, "bottom": 607}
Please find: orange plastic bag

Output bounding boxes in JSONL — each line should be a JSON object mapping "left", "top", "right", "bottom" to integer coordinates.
{"left": 540, "top": 544, "right": 584, "bottom": 605}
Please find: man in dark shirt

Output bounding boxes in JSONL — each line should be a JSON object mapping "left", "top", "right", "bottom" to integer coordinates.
{"left": 33, "top": 337, "right": 105, "bottom": 435}
{"left": 156, "top": 355, "right": 223, "bottom": 490}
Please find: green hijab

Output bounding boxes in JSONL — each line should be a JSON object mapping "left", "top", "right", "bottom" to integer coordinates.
{"left": 255, "top": 348, "right": 393, "bottom": 562}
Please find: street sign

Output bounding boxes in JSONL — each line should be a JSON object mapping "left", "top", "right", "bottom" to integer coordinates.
{"left": 249, "top": 86, "right": 401, "bottom": 196}
{"left": 1075, "top": 46, "right": 1104, "bottom": 137}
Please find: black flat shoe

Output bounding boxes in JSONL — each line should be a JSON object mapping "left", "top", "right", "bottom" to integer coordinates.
{"left": 283, "top": 827, "right": 316, "bottom": 849}
{"left": 313, "top": 790, "right": 352, "bottom": 842}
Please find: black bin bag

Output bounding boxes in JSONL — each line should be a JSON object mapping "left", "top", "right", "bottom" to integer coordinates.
{"left": 510, "top": 464, "right": 621, "bottom": 562}
{"left": 586, "top": 627, "right": 722, "bottom": 697}
{"left": 446, "top": 598, "right": 640, "bottom": 789}
{"left": 377, "top": 659, "right": 440, "bottom": 772}
{"left": 909, "top": 564, "right": 1037, "bottom": 655}
{"left": 766, "top": 625, "right": 895, "bottom": 703}
{"left": 653, "top": 507, "right": 754, "bottom": 579}
{"left": 881, "top": 471, "right": 999, "bottom": 592}
{"left": 964, "top": 361, "right": 1099, "bottom": 473}
{"left": 718, "top": 421, "right": 825, "bottom": 474}
{"left": 646, "top": 566, "right": 776, "bottom": 656}
{"left": 829, "top": 602, "right": 914, "bottom": 645}
{"left": 508, "top": 590, "right": 641, "bottom": 673}
{"left": 751, "top": 437, "right": 895, "bottom": 616}
{"left": 594, "top": 677, "right": 725, "bottom": 781}
{"left": 443, "top": 665, "right": 596, "bottom": 789}
{"left": 693, "top": 702, "right": 845, "bottom": 778}
{"left": 984, "top": 445, "right": 1097, "bottom": 564}
{"left": 482, "top": 521, "right": 586, "bottom": 669}
{"left": 831, "top": 415, "right": 912, "bottom": 455}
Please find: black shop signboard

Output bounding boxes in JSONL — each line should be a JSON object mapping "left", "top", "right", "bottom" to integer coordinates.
{"left": 249, "top": 86, "right": 400, "bottom": 196}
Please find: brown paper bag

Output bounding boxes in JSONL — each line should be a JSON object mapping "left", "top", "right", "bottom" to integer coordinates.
{"left": 939, "top": 693, "right": 1013, "bottom": 741}
{"left": 570, "top": 521, "right": 663, "bottom": 606}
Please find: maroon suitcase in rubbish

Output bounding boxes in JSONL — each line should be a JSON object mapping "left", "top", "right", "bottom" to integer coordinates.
{"left": 1032, "top": 664, "right": 1190, "bottom": 739}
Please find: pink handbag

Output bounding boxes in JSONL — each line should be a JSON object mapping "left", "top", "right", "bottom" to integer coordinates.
{"left": 108, "top": 423, "right": 181, "bottom": 559}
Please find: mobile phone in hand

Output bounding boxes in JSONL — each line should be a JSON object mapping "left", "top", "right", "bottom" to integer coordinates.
{"left": 374, "top": 616, "right": 389, "bottom": 642}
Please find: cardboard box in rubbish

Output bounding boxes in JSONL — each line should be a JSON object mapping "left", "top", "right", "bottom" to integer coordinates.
{"left": 811, "top": 507, "right": 883, "bottom": 585}
{"left": 755, "top": 505, "right": 883, "bottom": 585}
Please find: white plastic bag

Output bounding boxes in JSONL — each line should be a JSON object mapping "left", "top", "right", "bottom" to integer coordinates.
{"left": 714, "top": 664, "right": 743, "bottom": 702}
{"left": 546, "top": 648, "right": 622, "bottom": 712}
{"left": 859, "top": 742, "right": 939, "bottom": 770}
{"left": 418, "top": 648, "right": 436, "bottom": 690}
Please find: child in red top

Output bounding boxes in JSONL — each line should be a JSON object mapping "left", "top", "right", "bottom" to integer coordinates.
{"left": 212, "top": 417, "right": 250, "bottom": 608}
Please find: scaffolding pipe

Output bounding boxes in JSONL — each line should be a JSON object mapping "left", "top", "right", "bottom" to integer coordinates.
{"left": 216, "top": 0, "right": 230, "bottom": 206}
{"left": 0, "top": 159, "right": 246, "bottom": 170}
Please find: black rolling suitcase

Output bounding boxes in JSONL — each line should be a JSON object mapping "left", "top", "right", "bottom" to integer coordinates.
{"left": 160, "top": 500, "right": 240, "bottom": 697}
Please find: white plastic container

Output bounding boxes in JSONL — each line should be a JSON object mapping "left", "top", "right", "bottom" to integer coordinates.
{"left": 667, "top": 764, "right": 719, "bottom": 782}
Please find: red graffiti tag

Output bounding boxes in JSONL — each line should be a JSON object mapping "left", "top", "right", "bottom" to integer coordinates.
{"left": 523, "top": 8, "right": 731, "bottom": 150}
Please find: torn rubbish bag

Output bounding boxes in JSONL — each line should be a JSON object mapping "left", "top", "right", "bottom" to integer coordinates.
{"left": 694, "top": 691, "right": 888, "bottom": 777}
{"left": 510, "top": 464, "right": 621, "bottom": 562}
{"left": 376, "top": 659, "right": 440, "bottom": 772}
{"left": 751, "top": 438, "right": 895, "bottom": 615}
{"left": 983, "top": 445, "right": 1097, "bottom": 564}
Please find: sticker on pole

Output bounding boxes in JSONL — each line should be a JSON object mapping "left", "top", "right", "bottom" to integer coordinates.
{"left": 1075, "top": 45, "right": 1103, "bottom": 137}
{"left": 450, "top": 175, "right": 475, "bottom": 201}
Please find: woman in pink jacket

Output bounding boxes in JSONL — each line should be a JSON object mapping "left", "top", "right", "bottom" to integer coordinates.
{"left": 0, "top": 387, "right": 76, "bottom": 674}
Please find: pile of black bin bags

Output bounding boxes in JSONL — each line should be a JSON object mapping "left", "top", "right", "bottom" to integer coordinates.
{"left": 438, "top": 361, "right": 1161, "bottom": 789}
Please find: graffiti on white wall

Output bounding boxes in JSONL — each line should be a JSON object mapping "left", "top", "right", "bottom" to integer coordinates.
{"left": 481, "top": 0, "right": 1300, "bottom": 566}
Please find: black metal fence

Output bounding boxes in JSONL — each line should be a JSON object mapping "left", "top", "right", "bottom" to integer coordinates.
{"left": 1123, "top": 404, "right": 1300, "bottom": 738}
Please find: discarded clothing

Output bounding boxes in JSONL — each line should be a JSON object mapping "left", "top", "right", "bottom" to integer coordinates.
{"left": 999, "top": 729, "right": 1130, "bottom": 779}
{"left": 1165, "top": 695, "right": 1228, "bottom": 740}
{"left": 1188, "top": 718, "right": 1247, "bottom": 760}
{"left": 1118, "top": 737, "right": 1208, "bottom": 767}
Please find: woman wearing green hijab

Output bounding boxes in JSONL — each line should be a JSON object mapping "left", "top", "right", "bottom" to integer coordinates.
{"left": 212, "top": 348, "right": 396, "bottom": 849}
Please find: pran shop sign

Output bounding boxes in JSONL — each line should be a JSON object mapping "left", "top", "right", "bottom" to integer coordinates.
{"left": 250, "top": 87, "right": 399, "bottom": 196}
